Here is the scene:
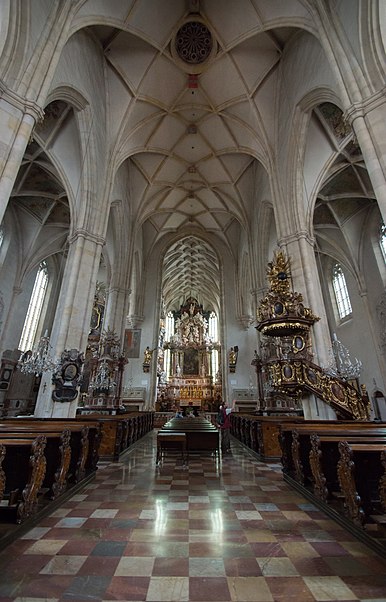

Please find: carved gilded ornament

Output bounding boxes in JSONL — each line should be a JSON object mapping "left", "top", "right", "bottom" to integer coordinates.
{"left": 267, "top": 359, "right": 370, "bottom": 420}
{"left": 256, "top": 251, "right": 319, "bottom": 337}
{"left": 256, "top": 251, "right": 370, "bottom": 421}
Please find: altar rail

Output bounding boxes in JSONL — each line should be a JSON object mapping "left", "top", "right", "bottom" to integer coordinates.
{"left": 279, "top": 420, "right": 386, "bottom": 557}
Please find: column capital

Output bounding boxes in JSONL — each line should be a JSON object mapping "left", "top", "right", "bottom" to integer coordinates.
{"left": 108, "top": 286, "right": 131, "bottom": 296}
{"left": 278, "top": 230, "right": 315, "bottom": 248}
{"left": 237, "top": 315, "right": 254, "bottom": 330}
{"left": 127, "top": 314, "right": 144, "bottom": 329}
{"left": 68, "top": 228, "right": 105, "bottom": 247}
{"left": 0, "top": 82, "right": 45, "bottom": 123}
{"left": 344, "top": 87, "right": 386, "bottom": 124}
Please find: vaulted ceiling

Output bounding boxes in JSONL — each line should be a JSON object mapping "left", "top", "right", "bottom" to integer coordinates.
{"left": 8, "top": 2, "right": 376, "bottom": 315}
{"left": 88, "top": 6, "right": 296, "bottom": 312}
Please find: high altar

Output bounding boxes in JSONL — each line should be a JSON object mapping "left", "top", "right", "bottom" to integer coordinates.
{"left": 157, "top": 298, "right": 221, "bottom": 411}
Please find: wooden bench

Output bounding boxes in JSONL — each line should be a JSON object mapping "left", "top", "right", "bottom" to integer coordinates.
{"left": 0, "top": 429, "right": 72, "bottom": 503}
{"left": 158, "top": 417, "right": 219, "bottom": 458}
{"left": 278, "top": 421, "right": 386, "bottom": 557}
{"left": 334, "top": 440, "right": 386, "bottom": 526}
{"left": 74, "top": 412, "right": 154, "bottom": 460}
{"left": 0, "top": 419, "right": 102, "bottom": 531}
{"left": 156, "top": 432, "right": 187, "bottom": 464}
{"left": 231, "top": 414, "right": 303, "bottom": 461}
{"left": 0, "top": 435, "right": 48, "bottom": 524}
{"left": 0, "top": 419, "right": 101, "bottom": 481}
{"left": 280, "top": 424, "right": 386, "bottom": 484}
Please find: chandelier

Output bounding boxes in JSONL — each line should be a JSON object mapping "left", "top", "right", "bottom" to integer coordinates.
{"left": 324, "top": 333, "right": 362, "bottom": 380}
{"left": 18, "top": 332, "right": 57, "bottom": 376}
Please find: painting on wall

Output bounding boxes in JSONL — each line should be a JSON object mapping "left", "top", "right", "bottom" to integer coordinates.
{"left": 124, "top": 329, "right": 141, "bottom": 358}
{"left": 183, "top": 348, "right": 199, "bottom": 375}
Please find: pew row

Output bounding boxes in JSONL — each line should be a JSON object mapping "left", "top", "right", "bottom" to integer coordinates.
{"left": 0, "top": 419, "right": 102, "bottom": 552}
{"left": 230, "top": 414, "right": 303, "bottom": 461}
{"left": 157, "top": 417, "right": 219, "bottom": 461}
{"left": 279, "top": 420, "right": 386, "bottom": 558}
{"left": 75, "top": 412, "right": 154, "bottom": 460}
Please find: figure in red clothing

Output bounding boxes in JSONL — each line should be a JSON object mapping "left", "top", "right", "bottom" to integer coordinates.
{"left": 217, "top": 401, "right": 234, "bottom": 454}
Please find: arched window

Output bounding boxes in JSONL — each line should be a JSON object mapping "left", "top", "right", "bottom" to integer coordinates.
{"left": 165, "top": 311, "right": 174, "bottom": 342}
{"left": 209, "top": 311, "right": 219, "bottom": 377}
{"left": 332, "top": 263, "right": 352, "bottom": 319}
{"left": 380, "top": 222, "right": 386, "bottom": 263}
{"left": 208, "top": 311, "right": 218, "bottom": 343}
{"left": 19, "top": 261, "right": 48, "bottom": 352}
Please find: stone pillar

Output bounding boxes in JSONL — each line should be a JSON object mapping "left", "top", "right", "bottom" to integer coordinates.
{"left": 345, "top": 93, "right": 386, "bottom": 221}
{"left": 0, "top": 87, "right": 44, "bottom": 224}
{"left": 104, "top": 286, "right": 131, "bottom": 341}
{"left": 34, "top": 229, "right": 104, "bottom": 418}
{"left": 279, "top": 231, "right": 332, "bottom": 368}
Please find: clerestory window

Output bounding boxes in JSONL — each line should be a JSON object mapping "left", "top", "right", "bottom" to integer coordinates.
{"left": 380, "top": 222, "right": 386, "bottom": 263}
{"left": 19, "top": 261, "right": 48, "bottom": 352}
{"left": 332, "top": 263, "right": 352, "bottom": 320}
{"left": 208, "top": 311, "right": 218, "bottom": 342}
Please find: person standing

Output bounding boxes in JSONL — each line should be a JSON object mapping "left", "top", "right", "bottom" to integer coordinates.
{"left": 218, "top": 401, "right": 234, "bottom": 454}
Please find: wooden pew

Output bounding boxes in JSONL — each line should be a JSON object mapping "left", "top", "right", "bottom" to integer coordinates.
{"left": 158, "top": 417, "right": 219, "bottom": 458}
{"left": 0, "top": 419, "right": 101, "bottom": 482}
{"left": 156, "top": 432, "right": 187, "bottom": 464}
{"left": 75, "top": 412, "right": 154, "bottom": 460}
{"left": 231, "top": 414, "right": 303, "bottom": 461}
{"left": 279, "top": 421, "right": 384, "bottom": 478}
{"left": 0, "top": 429, "right": 71, "bottom": 502}
{"left": 278, "top": 420, "right": 386, "bottom": 557}
{"left": 331, "top": 440, "right": 386, "bottom": 526}
{"left": 0, "top": 435, "right": 47, "bottom": 524}
{"left": 0, "top": 418, "right": 102, "bottom": 531}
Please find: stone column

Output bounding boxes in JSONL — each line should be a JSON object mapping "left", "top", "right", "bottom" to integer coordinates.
{"left": 345, "top": 93, "right": 386, "bottom": 222}
{"left": 279, "top": 231, "right": 332, "bottom": 368}
{"left": 104, "top": 286, "right": 131, "bottom": 342}
{"left": 34, "top": 229, "right": 105, "bottom": 418}
{"left": 0, "top": 87, "right": 44, "bottom": 224}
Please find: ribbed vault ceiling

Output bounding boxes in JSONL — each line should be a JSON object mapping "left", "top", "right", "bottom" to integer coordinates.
{"left": 162, "top": 236, "right": 220, "bottom": 311}
{"left": 9, "top": 2, "right": 376, "bottom": 317}
{"left": 89, "top": 2, "right": 298, "bottom": 312}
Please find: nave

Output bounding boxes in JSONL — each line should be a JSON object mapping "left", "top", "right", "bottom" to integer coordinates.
{"left": 0, "top": 435, "right": 386, "bottom": 602}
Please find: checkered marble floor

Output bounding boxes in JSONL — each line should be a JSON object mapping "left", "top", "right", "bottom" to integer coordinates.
{"left": 0, "top": 432, "right": 386, "bottom": 601}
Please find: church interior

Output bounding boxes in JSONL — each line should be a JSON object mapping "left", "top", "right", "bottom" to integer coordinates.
{"left": 1, "top": 1, "right": 386, "bottom": 600}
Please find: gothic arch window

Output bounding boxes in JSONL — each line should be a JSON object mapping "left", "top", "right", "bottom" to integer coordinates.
{"left": 209, "top": 311, "right": 219, "bottom": 377}
{"left": 379, "top": 222, "right": 386, "bottom": 263}
{"left": 208, "top": 311, "right": 218, "bottom": 343}
{"left": 19, "top": 261, "right": 48, "bottom": 352}
{"left": 332, "top": 263, "right": 352, "bottom": 320}
{"left": 165, "top": 311, "right": 174, "bottom": 342}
